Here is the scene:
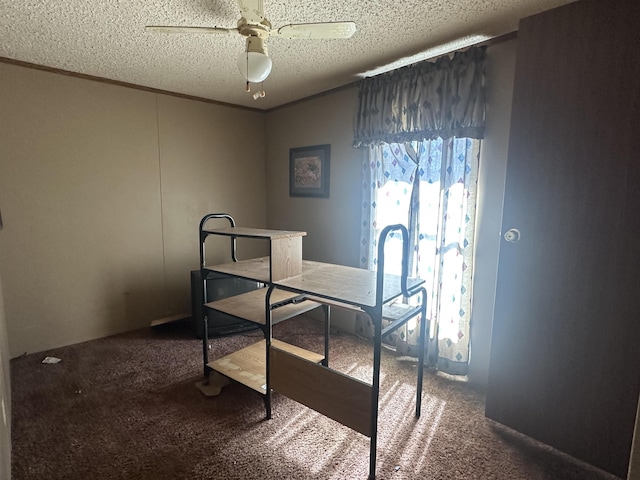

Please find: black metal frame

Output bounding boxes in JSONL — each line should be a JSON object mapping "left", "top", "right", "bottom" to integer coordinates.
{"left": 363, "top": 224, "right": 427, "bottom": 479}
{"left": 198, "top": 214, "right": 331, "bottom": 414}
{"left": 198, "top": 215, "right": 425, "bottom": 480}
{"left": 268, "top": 223, "right": 427, "bottom": 480}
{"left": 199, "top": 213, "right": 236, "bottom": 385}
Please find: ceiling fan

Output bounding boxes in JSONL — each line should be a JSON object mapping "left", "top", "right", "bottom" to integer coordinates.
{"left": 146, "top": 0, "right": 356, "bottom": 98}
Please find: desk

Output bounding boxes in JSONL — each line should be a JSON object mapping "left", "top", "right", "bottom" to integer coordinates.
{"left": 271, "top": 251, "right": 426, "bottom": 480}
{"left": 199, "top": 215, "right": 426, "bottom": 480}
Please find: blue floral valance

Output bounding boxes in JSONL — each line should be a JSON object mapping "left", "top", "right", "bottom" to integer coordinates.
{"left": 353, "top": 46, "right": 486, "bottom": 147}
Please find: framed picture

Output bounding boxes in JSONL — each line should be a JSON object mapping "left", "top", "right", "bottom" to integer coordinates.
{"left": 289, "top": 144, "right": 330, "bottom": 198}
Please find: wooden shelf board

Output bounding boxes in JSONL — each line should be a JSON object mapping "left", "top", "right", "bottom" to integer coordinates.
{"left": 204, "top": 257, "right": 271, "bottom": 283}
{"left": 205, "top": 258, "right": 326, "bottom": 284}
{"left": 202, "top": 226, "right": 306, "bottom": 239}
{"left": 205, "top": 288, "right": 321, "bottom": 325}
{"left": 381, "top": 302, "right": 423, "bottom": 337}
{"left": 275, "top": 263, "right": 425, "bottom": 308}
{"left": 304, "top": 295, "right": 362, "bottom": 312}
{"left": 271, "top": 347, "right": 373, "bottom": 437}
{"left": 208, "top": 339, "right": 324, "bottom": 394}
{"left": 382, "top": 302, "right": 422, "bottom": 321}
{"left": 149, "top": 312, "right": 190, "bottom": 327}
{"left": 270, "top": 236, "right": 303, "bottom": 280}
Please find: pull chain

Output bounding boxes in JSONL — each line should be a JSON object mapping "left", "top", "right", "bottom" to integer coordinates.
{"left": 245, "top": 51, "right": 250, "bottom": 92}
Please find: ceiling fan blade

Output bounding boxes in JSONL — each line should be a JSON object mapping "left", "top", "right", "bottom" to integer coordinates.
{"left": 145, "top": 26, "right": 234, "bottom": 34}
{"left": 273, "top": 21, "right": 356, "bottom": 39}
{"left": 237, "top": 0, "right": 265, "bottom": 24}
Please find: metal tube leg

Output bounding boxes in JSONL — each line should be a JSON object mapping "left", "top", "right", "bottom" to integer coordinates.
{"left": 368, "top": 307, "right": 382, "bottom": 480}
{"left": 265, "top": 391, "right": 272, "bottom": 419}
{"left": 323, "top": 304, "right": 330, "bottom": 367}
{"left": 203, "top": 314, "right": 210, "bottom": 385}
{"left": 265, "top": 335, "right": 272, "bottom": 420}
{"left": 368, "top": 436, "right": 377, "bottom": 479}
{"left": 416, "top": 288, "right": 427, "bottom": 417}
{"left": 264, "top": 285, "right": 275, "bottom": 420}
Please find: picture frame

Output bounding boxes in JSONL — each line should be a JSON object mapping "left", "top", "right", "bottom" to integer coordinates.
{"left": 289, "top": 144, "right": 330, "bottom": 198}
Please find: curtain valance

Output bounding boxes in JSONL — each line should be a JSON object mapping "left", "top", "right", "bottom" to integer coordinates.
{"left": 353, "top": 46, "right": 486, "bottom": 147}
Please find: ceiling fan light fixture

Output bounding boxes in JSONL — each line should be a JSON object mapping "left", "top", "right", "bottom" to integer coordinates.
{"left": 237, "top": 36, "right": 272, "bottom": 83}
{"left": 237, "top": 50, "right": 272, "bottom": 82}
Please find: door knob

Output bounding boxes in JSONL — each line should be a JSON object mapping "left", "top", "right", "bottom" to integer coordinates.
{"left": 504, "top": 228, "right": 521, "bottom": 243}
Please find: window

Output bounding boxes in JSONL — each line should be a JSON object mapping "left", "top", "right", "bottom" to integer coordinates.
{"left": 361, "top": 137, "right": 480, "bottom": 375}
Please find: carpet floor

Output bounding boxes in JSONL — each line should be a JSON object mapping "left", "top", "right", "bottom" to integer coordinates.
{"left": 10, "top": 316, "right": 621, "bottom": 479}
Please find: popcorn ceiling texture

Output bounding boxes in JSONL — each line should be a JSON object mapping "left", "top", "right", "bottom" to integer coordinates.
{"left": 0, "top": 0, "right": 572, "bottom": 109}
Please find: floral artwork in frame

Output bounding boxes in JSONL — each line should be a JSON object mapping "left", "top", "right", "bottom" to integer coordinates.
{"left": 289, "top": 144, "right": 330, "bottom": 198}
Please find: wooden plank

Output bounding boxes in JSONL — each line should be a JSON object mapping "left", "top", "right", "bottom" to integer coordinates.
{"left": 382, "top": 302, "right": 421, "bottom": 321}
{"left": 276, "top": 263, "right": 424, "bottom": 307}
{"left": 270, "top": 347, "right": 373, "bottom": 436}
{"left": 381, "top": 303, "right": 422, "bottom": 336}
{"left": 205, "top": 257, "right": 271, "bottom": 283}
{"left": 270, "top": 236, "right": 303, "bottom": 281}
{"left": 277, "top": 264, "right": 376, "bottom": 306}
{"left": 210, "top": 340, "right": 267, "bottom": 393}
{"left": 149, "top": 312, "right": 190, "bottom": 327}
{"left": 209, "top": 339, "right": 323, "bottom": 394}
{"left": 272, "top": 339, "right": 324, "bottom": 363}
{"left": 202, "top": 226, "right": 307, "bottom": 239}
{"left": 304, "top": 295, "right": 363, "bottom": 312}
{"left": 206, "top": 258, "right": 326, "bottom": 284}
{"left": 205, "top": 288, "right": 321, "bottom": 325}
{"left": 195, "top": 372, "right": 230, "bottom": 397}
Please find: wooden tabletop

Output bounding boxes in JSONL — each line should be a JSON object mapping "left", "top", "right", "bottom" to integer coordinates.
{"left": 275, "top": 262, "right": 424, "bottom": 308}
{"left": 202, "top": 226, "right": 306, "bottom": 239}
{"left": 205, "top": 258, "right": 424, "bottom": 309}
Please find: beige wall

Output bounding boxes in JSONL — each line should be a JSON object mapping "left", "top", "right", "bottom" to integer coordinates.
{"left": 156, "top": 95, "right": 267, "bottom": 312}
{"left": 0, "top": 39, "right": 515, "bottom": 387}
{"left": 264, "top": 87, "right": 364, "bottom": 334}
{"left": 0, "top": 63, "right": 267, "bottom": 357}
{"left": 468, "top": 39, "right": 518, "bottom": 387}
{"left": 264, "top": 41, "right": 517, "bottom": 387}
{"left": 265, "top": 86, "right": 364, "bottom": 269}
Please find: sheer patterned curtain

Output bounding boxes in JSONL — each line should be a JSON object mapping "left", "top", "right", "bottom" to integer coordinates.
{"left": 354, "top": 47, "right": 485, "bottom": 376}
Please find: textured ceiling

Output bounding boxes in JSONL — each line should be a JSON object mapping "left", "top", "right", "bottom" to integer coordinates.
{"left": 1, "top": 0, "right": 573, "bottom": 110}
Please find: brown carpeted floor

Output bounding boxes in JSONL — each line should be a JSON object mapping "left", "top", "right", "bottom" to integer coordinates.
{"left": 10, "top": 316, "right": 621, "bottom": 480}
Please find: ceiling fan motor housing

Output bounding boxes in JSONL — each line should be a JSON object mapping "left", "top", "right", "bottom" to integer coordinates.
{"left": 237, "top": 17, "right": 271, "bottom": 39}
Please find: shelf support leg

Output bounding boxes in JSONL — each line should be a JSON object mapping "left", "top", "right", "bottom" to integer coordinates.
{"left": 263, "top": 284, "right": 276, "bottom": 420}
{"left": 416, "top": 287, "right": 427, "bottom": 417}
{"left": 364, "top": 305, "right": 383, "bottom": 480}
{"left": 202, "top": 313, "right": 210, "bottom": 385}
{"left": 323, "top": 304, "right": 330, "bottom": 367}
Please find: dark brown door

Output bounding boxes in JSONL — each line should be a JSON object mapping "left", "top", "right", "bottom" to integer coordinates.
{"left": 485, "top": 1, "right": 640, "bottom": 477}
